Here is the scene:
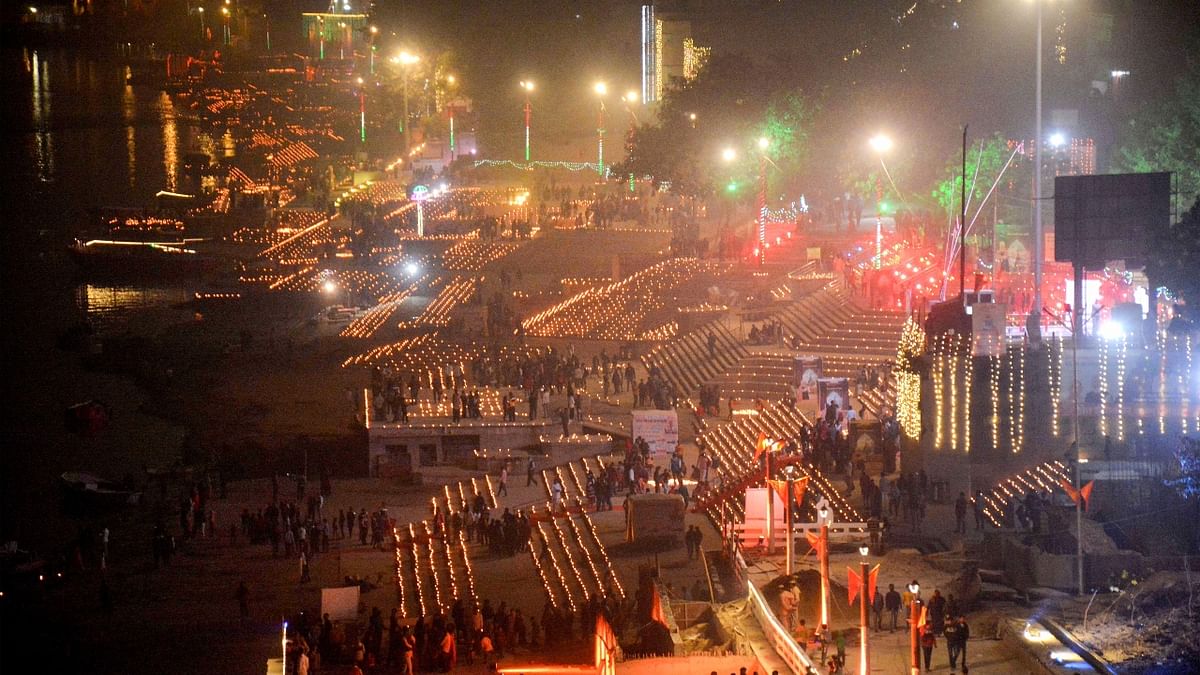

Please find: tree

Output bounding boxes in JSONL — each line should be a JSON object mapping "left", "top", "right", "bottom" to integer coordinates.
{"left": 930, "top": 133, "right": 1029, "bottom": 223}
{"left": 1145, "top": 196, "right": 1200, "bottom": 306}
{"left": 1112, "top": 58, "right": 1200, "bottom": 209}
{"left": 615, "top": 53, "right": 814, "bottom": 199}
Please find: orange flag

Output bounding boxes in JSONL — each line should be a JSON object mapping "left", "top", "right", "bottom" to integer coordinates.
{"left": 753, "top": 432, "right": 769, "bottom": 462}
{"left": 767, "top": 480, "right": 788, "bottom": 507}
{"left": 847, "top": 567, "right": 862, "bottom": 605}
{"left": 792, "top": 477, "right": 810, "bottom": 505}
{"left": 867, "top": 564, "right": 880, "bottom": 604}
{"left": 1079, "top": 481, "right": 1094, "bottom": 511}
{"left": 805, "top": 530, "right": 822, "bottom": 554}
{"left": 1060, "top": 479, "right": 1096, "bottom": 511}
{"left": 917, "top": 604, "right": 928, "bottom": 628}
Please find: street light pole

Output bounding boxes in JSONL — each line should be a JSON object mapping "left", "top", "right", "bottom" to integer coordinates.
{"left": 356, "top": 77, "right": 366, "bottom": 144}
{"left": 594, "top": 82, "right": 607, "bottom": 176}
{"left": 909, "top": 583, "right": 922, "bottom": 675}
{"left": 520, "top": 81, "right": 534, "bottom": 162}
{"left": 1033, "top": 0, "right": 1045, "bottom": 335}
{"left": 859, "top": 547, "right": 871, "bottom": 675}
{"left": 819, "top": 505, "right": 830, "bottom": 628}
{"left": 756, "top": 137, "right": 770, "bottom": 267}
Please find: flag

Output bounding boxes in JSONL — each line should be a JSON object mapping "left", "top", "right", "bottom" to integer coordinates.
{"left": 1080, "top": 481, "right": 1094, "bottom": 511}
{"left": 767, "top": 480, "right": 788, "bottom": 508}
{"left": 917, "top": 604, "right": 928, "bottom": 628}
{"left": 847, "top": 567, "right": 862, "bottom": 605}
{"left": 805, "top": 530, "right": 822, "bottom": 555}
{"left": 792, "top": 477, "right": 809, "bottom": 505}
{"left": 847, "top": 564, "right": 881, "bottom": 605}
{"left": 867, "top": 564, "right": 880, "bottom": 604}
{"left": 753, "top": 432, "right": 769, "bottom": 462}
{"left": 1060, "top": 479, "right": 1095, "bottom": 511}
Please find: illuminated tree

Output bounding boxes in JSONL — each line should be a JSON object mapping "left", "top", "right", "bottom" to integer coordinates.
{"left": 1145, "top": 197, "right": 1200, "bottom": 307}
{"left": 894, "top": 318, "right": 925, "bottom": 439}
{"left": 929, "top": 133, "right": 1030, "bottom": 225}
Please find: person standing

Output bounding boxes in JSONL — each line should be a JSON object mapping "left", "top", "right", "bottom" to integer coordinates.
{"left": 955, "top": 492, "right": 968, "bottom": 534}
{"left": 498, "top": 463, "right": 509, "bottom": 498}
{"left": 973, "top": 490, "right": 987, "bottom": 530}
{"left": 779, "top": 584, "right": 798, "bottom": 632}
{"left": 526, "top": 456, "right": 536, "bottom": 487}
{"left": 872, "top": 583, "right": 885, "bottom": 631}
{"left": 299, "top": 551, "right": 310, "bottom": 584}
{"left": 885, "top": 584, "right": 901, "bottom": 631}
{"left": 955, "top": 615, "right": 970, "bottom": 670}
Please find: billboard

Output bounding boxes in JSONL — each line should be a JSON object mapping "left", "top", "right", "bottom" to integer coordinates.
{"left": 972, "top": 303, "right": 1008, "bottom": 357}
{"left": 793, "top": 356, "right": 823, "bottom": 401}
{"left": 632, "top": 409, "right": 679, "bottom": 457}
{"left": 1053, "top": 172, "right": 1172, "bottom": 267}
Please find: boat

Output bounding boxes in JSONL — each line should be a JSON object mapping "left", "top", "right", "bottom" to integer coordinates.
{"left": 60, "top": 472, "right": 142, "bottom": 507}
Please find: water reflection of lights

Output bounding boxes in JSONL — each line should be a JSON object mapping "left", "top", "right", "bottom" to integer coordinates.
{"left": 77, "top": 285, "right": 191, "bottom": 327}
{"left": 123, "top": 74, "right": 137, "bottom": 187}
{"left": 159, "top": 92, "right": 178, "bottom": 190}
{"left": 31, "top": 50, "right": 55, "bottom": 182}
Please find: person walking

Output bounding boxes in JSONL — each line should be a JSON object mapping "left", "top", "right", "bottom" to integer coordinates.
{"left": 955, "top": 615, "right": 970, "bottom": 670}
{"left": 973, "top": 490, "right": 986, "bottom": 530}
{"left": 872, "top": 583, "right": 885, "bottom": 631}
{"left": 498, "top": 463, "right": 509, "bottom": 498}
{"left": 944, "top": 614, "right": 963, "bottom": 670}
{"left": 885, "top": 584, "right": 902, "bottom": 631}
{"left": 920, "top": 625, "right": 937, "bottom": 671}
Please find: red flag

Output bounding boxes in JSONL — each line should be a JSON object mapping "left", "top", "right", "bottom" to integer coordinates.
{"left": 868, "top": 564, "right": 880, "bottom": 604}
{"left": 1080, "top": 481, "right": 1095, "bottom": 512}
{"left": 792, "top": 477, "right": 810, "bottom": 505}
{"left": 1060, "top": 478, "right": 1080, "bottom": 505}
{"left": 847, "top": 567, "right": 862, "bottom": 605}
{"left": 805, "top": 530, "right": 822, "bottom": 555}
{"left": 917, "top": 605, "right": 928, "bottom": 628}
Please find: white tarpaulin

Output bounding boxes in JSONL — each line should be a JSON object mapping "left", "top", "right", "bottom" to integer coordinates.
{"left": 321, "top": 586, "right": 360, "bottom": 622}
{"left": 631, "top": 409, "right": 679, "bottom": 457}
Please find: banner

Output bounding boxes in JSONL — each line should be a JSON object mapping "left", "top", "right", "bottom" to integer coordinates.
{"left": 972, "top": 303, "right": 1008, "bottom": 357}
{"left": 817, "top": 377, "right": 851, "bottom": 417}
{"left": 793, "top": 356, "right": 823, "bottom": 401}
{"left": 632, "top": 409, "right": 679, "bottom": 457}
{"left": 321, "top": 586, "right": 360, "bottom": 622}
{"left": 743, "top": 486, "right": 786, "bottom": 533}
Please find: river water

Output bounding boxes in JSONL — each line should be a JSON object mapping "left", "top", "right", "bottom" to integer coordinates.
{"left": 1, "top": 47, "right": 234, "bottom": 330}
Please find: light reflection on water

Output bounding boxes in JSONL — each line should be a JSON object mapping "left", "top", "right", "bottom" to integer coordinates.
{"left": 76, "top": 284, "right": 192, "bottom": 331}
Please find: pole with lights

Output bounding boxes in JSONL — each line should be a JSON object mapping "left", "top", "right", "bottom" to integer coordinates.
{"left": 220, "top": 6, "right": 230, "bottom": 46}
{"left": 869, "top": 133, "right": 897, "bottom": 271}
{"left": 446, "top": 75, "right": 457, "bottom": 160}
{"left": 368, "top": 25, "right": 378, "bottom": 74}
{"left": 198, "top": 6, "right": 205, "bottom": 40}
{"left": 355, "top": 77, "right": 367, "bottom": 143}
{"left": 1032, "top": 0, "right": 1045, "bottom": 338}
{"left": 520, "top": 80, "right": 534, "bottom": 162}
{"left": 756, "top": 136, "right": 769, "bottom": 266}
{"left": 594, "top": 82, "right": 607, "bottom": 175}
{"left": 394, "top": 51, "right": 420, "bottom": 156}
{"left": 818, "top": 504, "right": 830, "bottom": 628}
{"left": 858, "top": 546, "right": 873, "bottom": 675}
{"left": 908, "top": 582, "right": 922, "bottom": 675}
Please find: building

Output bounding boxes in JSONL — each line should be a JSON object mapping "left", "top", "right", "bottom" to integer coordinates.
{"left": 640, "top": 4, "right": 709, "bottom": 104}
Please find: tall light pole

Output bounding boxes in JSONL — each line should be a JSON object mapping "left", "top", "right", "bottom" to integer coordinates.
{"left": 220, "top": 6, "right": 229, "bottom": 46}
{"left": 395, "top": 51, "right": 420, "bottom": 156}
{"left": 520, "top": 80, "right": 535, "bottom": 162}
{"left": 1032, "top": 0, "right": 1045, "bottom": 338}
{"left": 908, "top": 582, "right": 922, "bottom": 675}
{"left": 198, "top": 6, "right": 205, "bottom": 40}
{"left": 356, "top": 77, "right": 366, "bottom": 144}
{"left": 818, "top": 504, "right": 830, "bottom": 628}
{"left": 594, "top": 82, "right": 607, "bottom": 175}
{"left": 869, "top": 133, "right": 896, "bottom": 271}
{"left": 446, "top": 75, "right": 458, "bottom": 160}
{"left": 368, "top": 25, "right": 378, "bottom": 74}
{"left": 858, "top": 546, "right": 872, "bottom": 675}
{"left": 756, "top": 136, "right": 770, "bottom": 266}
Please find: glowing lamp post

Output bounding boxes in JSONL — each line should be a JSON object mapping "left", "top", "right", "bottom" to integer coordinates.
{"left": 197, "top": 7, "right": 205, "bottom": 40}
{"left": 356, "top": 77, "right": 366, "bottom": 144}
{"left": 868, "top": 133, "right": 896, "bottom": 270}
{"left": 520, "top": 80, "right": 535, "bottom": 162}
{"left": 447, "top": 75, "right": 457, "bottom": 159}
{"left": 858, "top": 546, "right": 872, "bottom": 675}
{"left": 395, "top": 51, "right": 420, "bottom": 155}
{"left": 594, "top": 82, "right": 607, "bottom": 175}
{"left": 410, "top": 184, "right": 431, "bottom": 236}
{"left": 818, "top": 504, "right": 830, "bottom": 628}
{"left": 756, "top": 136, "right": 770, "bottom": 266}
{"left": 220, "top": 6, "right": 230, "bottom": 46}
{"left": 908, "top": 582, "right": 922, "bottom": 675}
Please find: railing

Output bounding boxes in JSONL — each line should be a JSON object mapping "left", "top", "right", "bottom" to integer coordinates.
{"left": 747, "top": 579, "right": 819, "bottom": 674}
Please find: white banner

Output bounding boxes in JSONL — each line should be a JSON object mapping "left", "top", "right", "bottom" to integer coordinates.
{"left": 631, "top": 409, "right": 679, "bottom": 457}
{"left": 321, "top": 586, "right": 360, "bottom": 622}
{"left": 972, "top": 303, "right": 1008, "bottom": 357}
